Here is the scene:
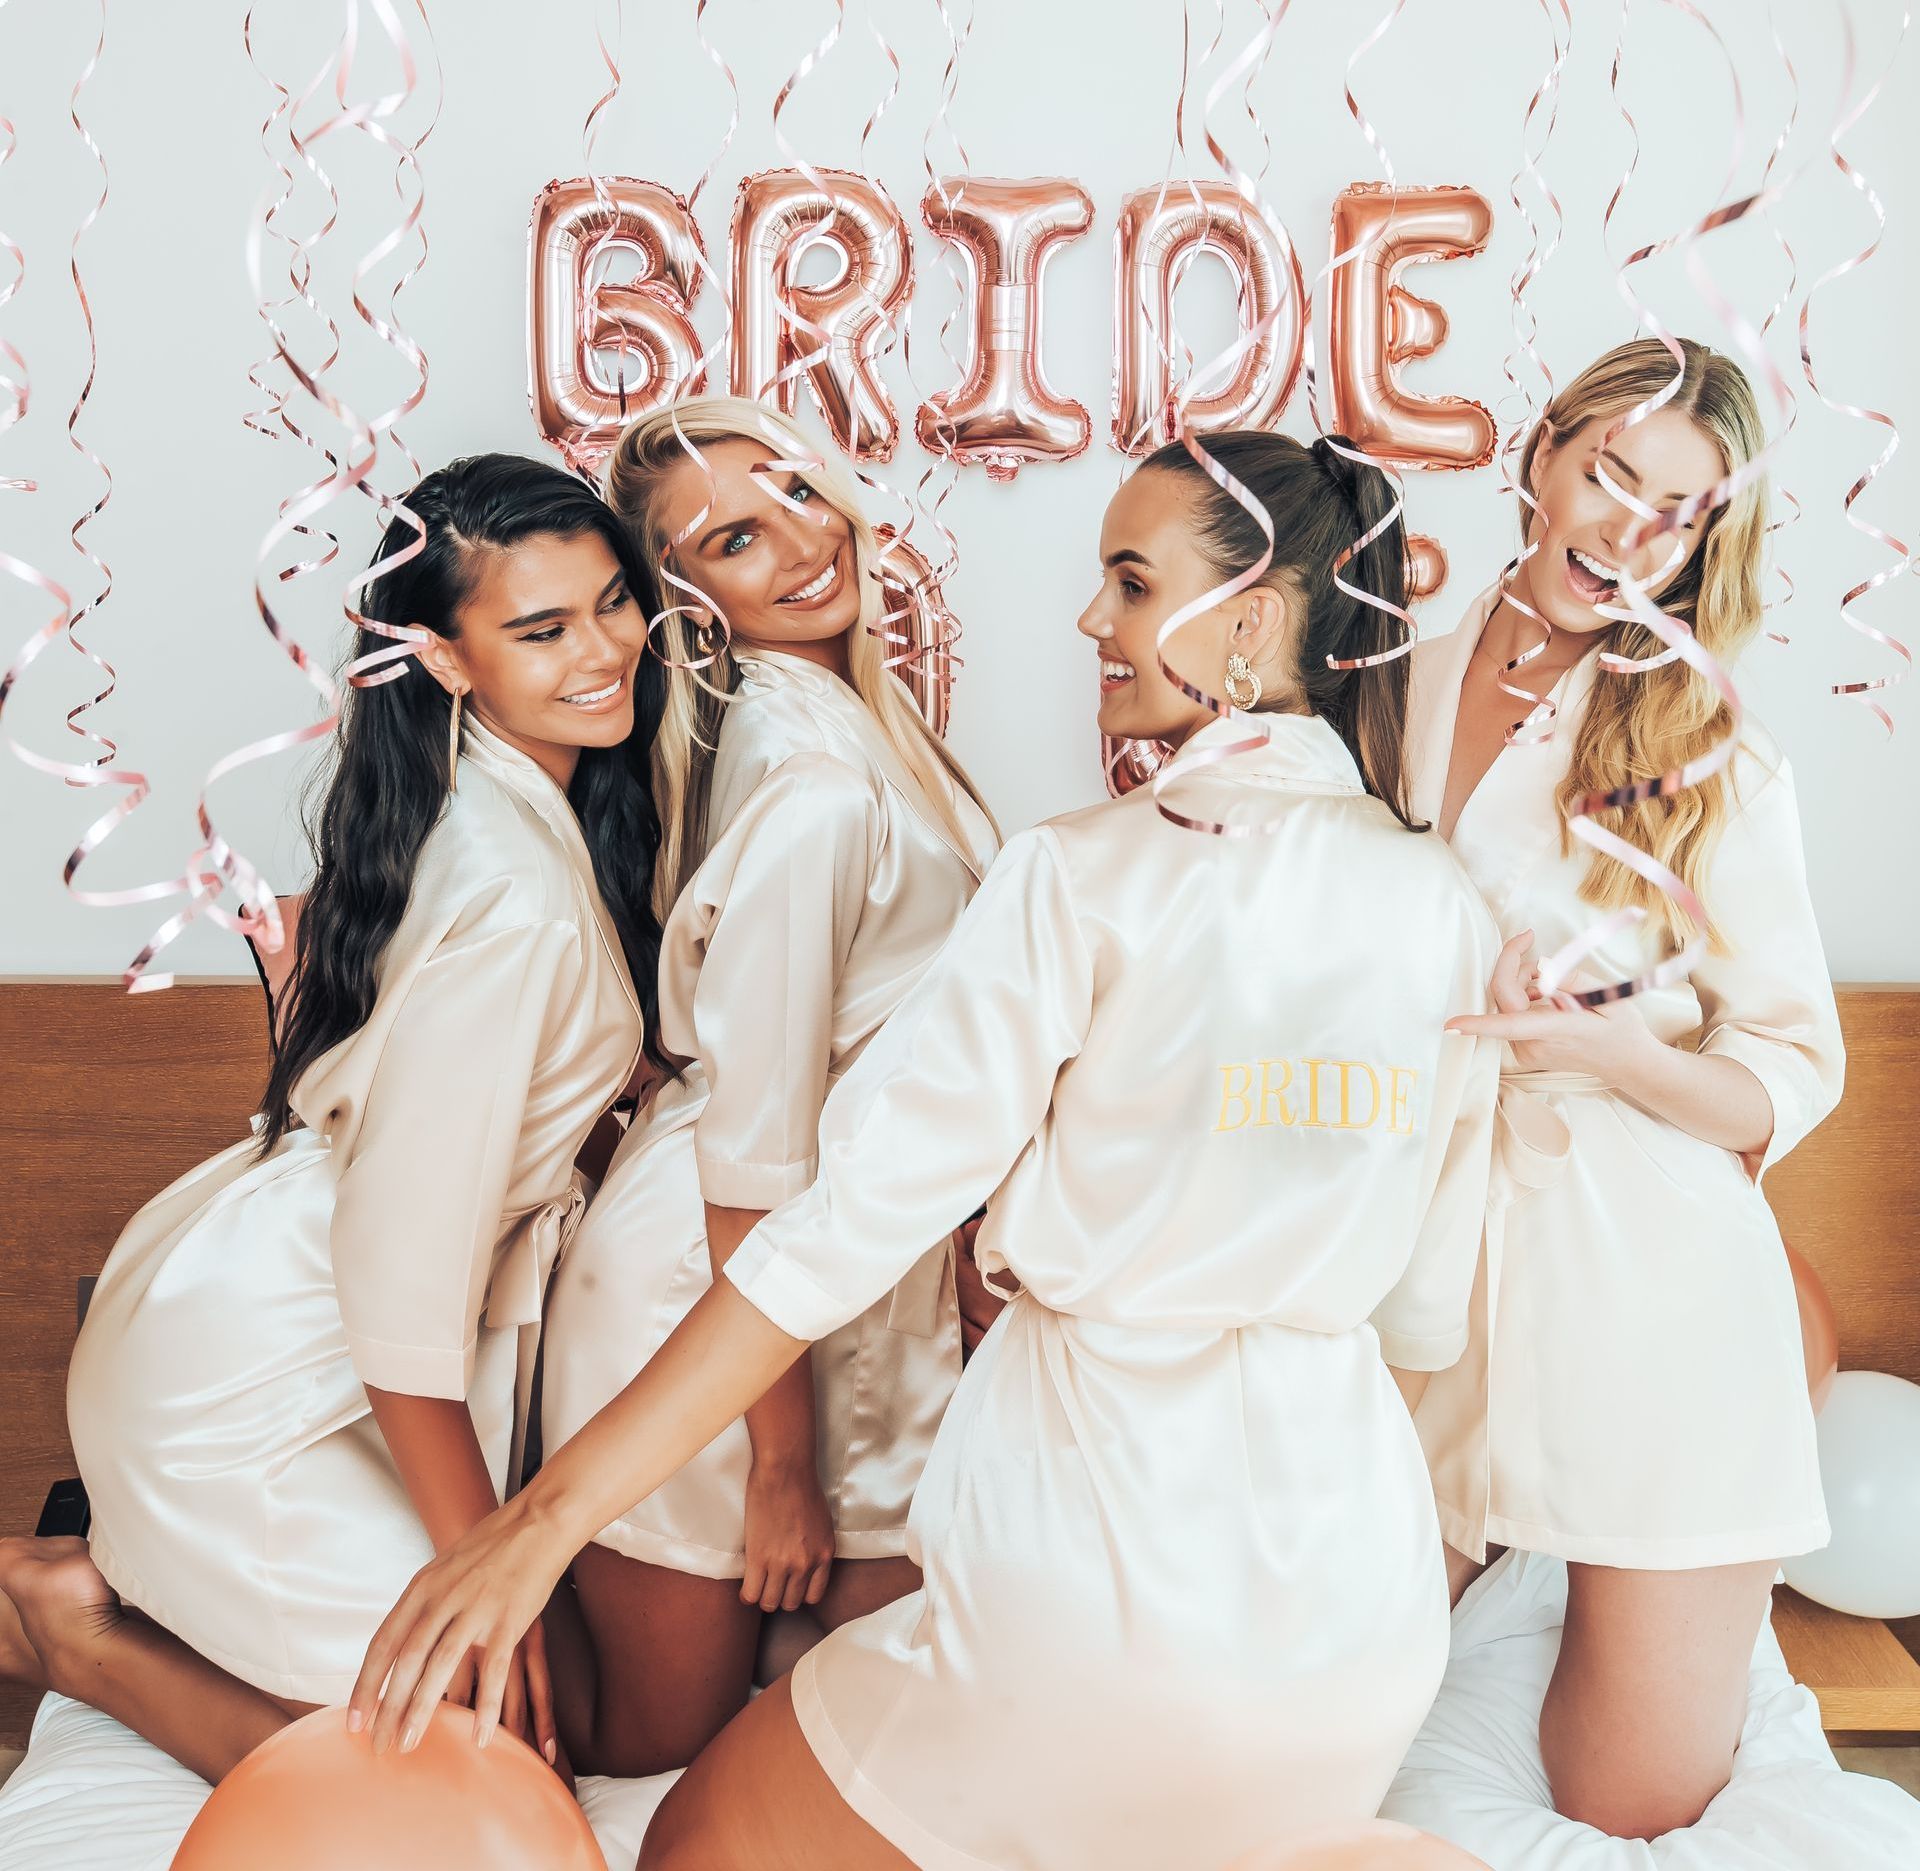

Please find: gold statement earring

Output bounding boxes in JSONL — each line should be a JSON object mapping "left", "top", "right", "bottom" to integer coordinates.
{"left": 1224, "top": 652, "right": 1262, "bottom": 711}
{"left": 447, "top": 688, "right": 463, "bottom": 792}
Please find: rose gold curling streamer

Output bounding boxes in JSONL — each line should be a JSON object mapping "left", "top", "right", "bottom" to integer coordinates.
{"left": 1147, "top": 0, "right": 1301, "bottom": 837}
{"left": 0, "top": 2, "right": 201, "bottom": 982}
{"left": 1756, "top": 1, "right": 1801, "bottom": 646}
{"left": 131, "top": 0, "right": 438, "bottom": 985}
{"left": 1540, "top": 0, "right": 1800, "bottom": 1006}
{"left": 1486, "top": 0, "right": 1572, "bottom": 743}
{"left": 1302, "top": 1, "right": 1419, "bottom": 676}
{"left": 1798, "top": 3, "right": 1911, "bottom": 732}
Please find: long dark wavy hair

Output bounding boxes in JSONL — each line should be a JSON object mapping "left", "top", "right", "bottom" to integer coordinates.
{"left": 1142, "top": 431, "right": 1422, "bottom": 828}
{"left": 258, "top": 453, "right": 668, "bottom": 1152}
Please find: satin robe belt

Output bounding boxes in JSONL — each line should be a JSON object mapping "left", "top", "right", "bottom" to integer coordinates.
{"left": 484, "top": 1181, "right": 588, "bottom": 1331}
{"left": 883, "top": 1234, "right": 955, "bottom": 1338}
{"left": 1444, "top": 1070, "right": 1588, "bottom": 1558}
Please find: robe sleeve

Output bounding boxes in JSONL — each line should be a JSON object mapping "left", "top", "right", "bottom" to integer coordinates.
{"left": 724, "top": 828, "right": 1095, "bottom": 1341}
{"left": 331, "top": 920, "right": 579, "bottom": 1398}
{"left": 665, "top": 752, "right": 877, "bottom": 1209}
{"left": 1369, "top": 923, "right": 1502, "bottom": 1372}
{"left": 1691, "top": 748, "right": 1845, "bottom": 1177}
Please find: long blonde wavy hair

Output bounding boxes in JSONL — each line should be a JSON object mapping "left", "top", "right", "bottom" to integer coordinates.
{"left": 1518, "top": 338, "right": 1769, "bottom": 949}
{"left": 605, "top": 395, "right": 996, "bottom": 915}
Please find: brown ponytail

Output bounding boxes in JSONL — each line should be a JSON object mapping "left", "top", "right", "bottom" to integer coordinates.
{"left": 1140, "top": 431, "right": 1422, "bottom": 828}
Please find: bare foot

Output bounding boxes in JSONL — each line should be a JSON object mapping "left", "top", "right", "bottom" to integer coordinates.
{"left": 0, "top": 1535, "right": 124, "bottom": 1698}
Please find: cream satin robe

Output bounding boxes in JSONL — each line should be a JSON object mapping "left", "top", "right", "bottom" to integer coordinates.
{"left": 544, "top": 648, "right": 997, "bottom": 1575}
{"left": 1409, "top": 583, "right": 1844, "bottom": 1569}
{"left": 717, "top": 716, "right": 1502, "bottom": 1871}
{"left": 67, "top": 722, "right": 642, "bottom": 1704}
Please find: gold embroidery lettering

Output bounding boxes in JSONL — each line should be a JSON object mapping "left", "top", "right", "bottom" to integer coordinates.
{"left": 1214, "top": 1064, "right": 1254, "bottom": 1132}
{"left": 1302, "top": 1059, "right": 1329, "bottom": 1128}
{"left": 1387, "top": 1066, "right": 1419, "bottom": 1135}
{"left": 1335, "top": 1060, "right": 1380, "bottom": 1130}
{"left": 1256, "top": 1059, "right": 1294, "bottom": 1127}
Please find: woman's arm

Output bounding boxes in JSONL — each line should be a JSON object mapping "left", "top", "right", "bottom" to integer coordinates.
{"left": 363, "top": 1388, "right": 506, "bottom": 1554}
{"left": 707, "top": 1202, "right": 834, "bottom": 1614}
{"left": 352, "top": 1278, "right": 803, "bottom": 1753}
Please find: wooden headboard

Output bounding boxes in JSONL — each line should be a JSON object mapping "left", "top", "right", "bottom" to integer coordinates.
{"left": 1, "top": 981, "right": 1915, "bottom": 1746}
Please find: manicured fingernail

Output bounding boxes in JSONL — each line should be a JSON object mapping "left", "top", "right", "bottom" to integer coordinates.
{"left": 346, "top": 1709, "right": 364, "bottom": 1734}
{"left": 545, "top": 1738, "right": 557, "bottom": 1764}
{"left": 401, "top": 1724, "right": 420, "bottom": 1753}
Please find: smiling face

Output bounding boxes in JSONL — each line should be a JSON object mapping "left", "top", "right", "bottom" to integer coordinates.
{"left": 421, "top": 529, "right": 647, "bottom": 788}
{"left": 1077, "top": 466, "right": 1288, "bottom": 746}
{"left": 1514, "top": 406, "right": 1728, "bottom": 637}
{"left": 652, "top": 435, "right": 860, "bottom": 670}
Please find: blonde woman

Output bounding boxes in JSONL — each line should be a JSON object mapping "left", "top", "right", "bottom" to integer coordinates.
{"left": 1409, "top": 338, "right": 1844, "bottom": 1838}
{"left": 538, "top": 397, "right": 1000, "bottom": 1776}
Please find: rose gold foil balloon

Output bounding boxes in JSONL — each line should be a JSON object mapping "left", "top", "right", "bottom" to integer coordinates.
{"left": 871, "top": 526, "right": 958, "bottom": 736}
{"left": 171, "top": 1706, "right": 601, "bottom": 1871}
{"left": 527, "top": 177, "right": 707, "bottom": 471}
{"left": 244, "top": 891, "right": 305, "bottom": 1035}
{"left": 916, "top": 176, "right": 1093, "bottom": 480}
{"left": 1325, "top": 183, "right": 1496, "bottom": 471}
{"left": 728, "top": 166, "right": 913, "bottom": 462}
{"left": 1227, "top": 1820, "right": 1492, "bottom": 1870}
{"left": 1112, "top": 181, "right": 1306, "bottom": 454}
{"left": 1405, "top": 535, "right": 1448, "bottom": 605}
{"left": 1784, "top": 1240, "right": 1839, "bottom": 1413}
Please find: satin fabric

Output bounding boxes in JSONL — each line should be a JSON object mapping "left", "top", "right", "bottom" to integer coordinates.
{"left": 543, "top": 650, "right": 997, "bottom": 1575}
{"left": 67, "top": 721, "right": 642, "bottom": 1703}
{"left": 722, "top": 715, "right": 1504, "bottom": 1871}
{"left": 1408, "top": 584, "right": 1843, "bottom": 1568}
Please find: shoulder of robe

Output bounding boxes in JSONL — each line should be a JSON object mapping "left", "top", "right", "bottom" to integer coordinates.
{"left": 697, "top": 749, "right": 877, "bottom": 883}
{"left": 713, "top": 663, "right": 841, "bottom": 781}
{"left": 411, "top": 765, "right": 590, "bottom": 943}
{"left": 1727, "top": 710, "right": 1792, "bottom": 811}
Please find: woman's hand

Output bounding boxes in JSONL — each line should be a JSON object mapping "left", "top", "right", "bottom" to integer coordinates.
{"left": 348, "top": 1495, "right": 569, "bottom": 1759}
{"left": 1447, "top": 928, "right": 1660, "bottom": 1087}
{"left": 953, "top": 1214, "right": 1011, "bottom": 1358}
{"left": 741, "top": 1457, "right": 834, "bottom": 1614}
{"left": 441, "top": 1625, "right": 558, "bottom": 1766}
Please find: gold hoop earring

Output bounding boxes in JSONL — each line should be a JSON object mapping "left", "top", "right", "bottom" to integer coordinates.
{"left": 1224, "top": 652, "right": 1262, "bottom": 711}
{"left": 447, "top": 688, "right": 463, "bottom": 792}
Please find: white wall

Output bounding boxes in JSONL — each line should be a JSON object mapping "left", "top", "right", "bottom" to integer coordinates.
{"left": 2, "top": 0, "right": 1915, "bottom": 979}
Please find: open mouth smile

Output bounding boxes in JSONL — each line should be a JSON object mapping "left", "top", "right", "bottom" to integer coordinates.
{"left": 559, "top": 674, "right": 625, "bottom": 710}
{"left": 1565, "top": 547, "right": 1622, "bottom": 603}
{"left": 775, "top": 552, "right": 843, "bottom": 608}
{"left": 1099, "top": 656, "right": 1135, "bottom": 693}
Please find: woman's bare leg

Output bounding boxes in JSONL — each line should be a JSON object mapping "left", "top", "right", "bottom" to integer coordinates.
{"left": 562, "top": 1544, "right": 761, "bottom": 1778}
{"left": 638, "top": 1672, "right": 912, "bottom": 1871}
{"left": 0, "top": 1536, "right": 306, "bottom": 1783}
{"left": 815, "top": 1556, "right": 921, "bottom": 1633}
{"left": 1541, "top": 1557, "right": 1777, "bottom": 1838}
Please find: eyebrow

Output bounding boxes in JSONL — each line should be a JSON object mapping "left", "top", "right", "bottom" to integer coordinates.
{"left": 1599, "top": 448, "right": 1696, "bottom": 507}
{"left": 1104, "top": 548, "right": 1154, "bottom": 570}
{"left": 499, "top": 569, "right": 625, "bottom": 631}
{"left": 694, "top": 468, "right": 804, "bottom": 553}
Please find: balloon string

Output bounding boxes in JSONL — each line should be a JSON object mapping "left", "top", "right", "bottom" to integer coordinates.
{"left": 1797, "top": 2, "right": 1912, "bottom": 733}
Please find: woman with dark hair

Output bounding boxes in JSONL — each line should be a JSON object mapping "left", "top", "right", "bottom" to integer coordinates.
{"left": 0, "top": 453, "right": 664, "bottom": 1786}
{"left": 353, "top": 431, "right": 1507, "bottom": 1871}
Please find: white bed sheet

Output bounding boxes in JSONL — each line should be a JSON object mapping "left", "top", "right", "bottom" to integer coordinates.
{"left": 0, "top": 1693, "right": 677, "bottom": 1871}
{"left": 1380, "top": 1549, "right": 1920, "bottom": 1870}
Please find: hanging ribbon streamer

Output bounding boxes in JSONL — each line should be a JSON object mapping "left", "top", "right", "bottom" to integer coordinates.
{"left": 1756, "top": 0, "right": 1801, "bottom": 646}
{"left": 1301, "top": 1, "right": 1419, "bottom": 675}
{"left": 1797, "top": 2, "right": 1911, "bottom": 733}
{"left": 129, "top": 0, "right": 438, "bottom": 986}
{"left": 1539, "top": 0, "right": 1796, "bottom": 1005}
{"left": 1486, "top": 0, "right": 1572, "bottom": 742}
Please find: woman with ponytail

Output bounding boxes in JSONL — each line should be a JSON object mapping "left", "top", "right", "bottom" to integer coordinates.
{"left": 1407, "top": 338, "right": 1844, "bottom": 1838}
{"left": 537, "top": 397, "right": 1001, "bottom": 1777}
{"left": 354, "top": 430, "right": 1505, "bottom": 1869}
{"left": 0, "top": 454, "right": 664, "bottom": 1787}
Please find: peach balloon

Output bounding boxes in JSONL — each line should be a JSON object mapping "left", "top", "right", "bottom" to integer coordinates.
{"left": 1227, "top": 1818, "right": 1492, "bottom": 1870}
{"left": 171, "top": 1706, "right": 600, "bottom": 1871}
{"left": 728, "top": 166, "right": 913, "bottom": 461}
{"left": 1785, "top": 1240, "right": 1840, "bottom": 1413}
{"left": 1112, "top": 180, "right": 1306, "bottom": 454}
{"left": 916, "top": 175, "right": 1094, "bottom": 480}
{"left": 1325, "top": 183, "right": 1496, "bottom": 471}
{"left": 527, "top": 176, "right": 707, "bottom": 471}
{"left": 243, "top": 891, "right": 305, "bottom": 1035}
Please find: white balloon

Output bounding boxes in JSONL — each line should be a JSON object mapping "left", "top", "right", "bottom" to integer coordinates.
{"left": 1781, "top": 1370, "right": 1920, "bottom": 1620}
